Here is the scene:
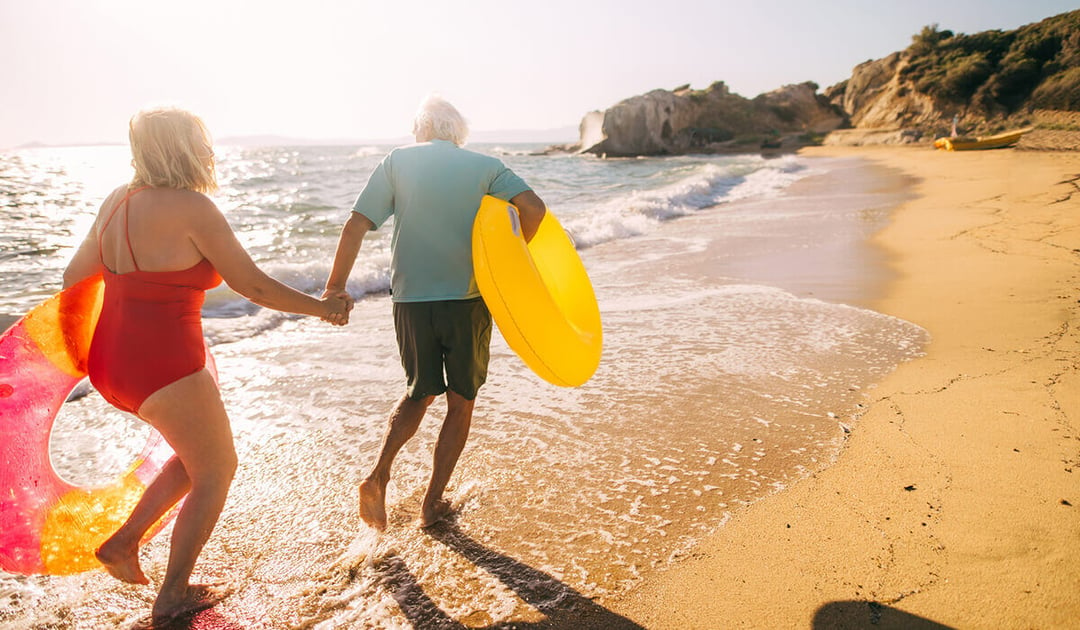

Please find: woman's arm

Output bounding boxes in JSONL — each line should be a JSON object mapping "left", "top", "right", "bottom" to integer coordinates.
{"left": 63, "top": 226, "right": 103, "bottom": 289}
{"left": 189, "top": 197, "right": 350, "bottom": 324}
{"left": 62, "top": 194, "right": 113, "bottom": 288}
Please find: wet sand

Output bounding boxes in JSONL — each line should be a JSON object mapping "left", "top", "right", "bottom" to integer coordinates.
{"left": 599, "top": 146, "right": 1080, "bottom": 628}
{"left": 5, "top": 147, "right": 1076, "bottom": 628}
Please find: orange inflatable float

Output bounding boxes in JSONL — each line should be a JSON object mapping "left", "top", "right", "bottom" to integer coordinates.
{"left": 0, "top": 275, "right": 179, "bottom": 575}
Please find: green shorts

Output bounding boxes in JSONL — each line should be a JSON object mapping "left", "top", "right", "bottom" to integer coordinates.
{"left": 392, "top": 298, "right": 492, "bottom": 401}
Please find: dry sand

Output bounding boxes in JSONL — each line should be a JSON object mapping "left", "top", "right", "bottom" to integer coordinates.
{"left": 598, "top": 146, "right": 1080, "bottom": 629}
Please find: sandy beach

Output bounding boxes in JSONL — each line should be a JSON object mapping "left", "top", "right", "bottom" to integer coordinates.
{"left": 4, "top": 141, "right": 1078, "bottom": 628}
{"left": 599, "top": 145, "right": 1080, "bottom": 629}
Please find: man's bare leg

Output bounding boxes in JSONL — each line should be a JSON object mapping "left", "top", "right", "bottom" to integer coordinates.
{"left": 420, "top": 390, "right": 474, "bottom": 528}
{"left": 359, "top": 394, "right": 434, "bottom": 530}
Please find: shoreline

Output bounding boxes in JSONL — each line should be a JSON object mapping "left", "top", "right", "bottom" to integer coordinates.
{"left": 594, "top": 146, "right": 1080, "bottom": 628}
{"left": 4, "top": 145, "right": 1077, "bottom": 627}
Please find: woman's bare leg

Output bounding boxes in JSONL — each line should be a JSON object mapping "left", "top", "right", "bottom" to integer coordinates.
{"left": 95, "top": 455, "right": 190, "bottom": 585}
{"left": 134, "top": 369, "right": 238, "bottom": 620}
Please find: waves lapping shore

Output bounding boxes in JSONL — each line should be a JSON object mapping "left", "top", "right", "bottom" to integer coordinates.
{"left": 0, "top": 144, "right": 925, "bottom": 628}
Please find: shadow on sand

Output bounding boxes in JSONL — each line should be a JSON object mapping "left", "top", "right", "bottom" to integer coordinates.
{"left": 813, "top": 600, "right": 958, "bottom": 629}
{"left": 373, "top": 519, "right": 643, "bottom": 629}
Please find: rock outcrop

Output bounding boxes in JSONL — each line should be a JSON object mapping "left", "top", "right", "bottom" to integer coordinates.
{"left": 826, "top": 10, "right": 1079, "bottom": 140}
{"left": 825, "top": 53, "right": 941, "bottom": 133}
{"left": 579, "top": 82, "right": 844, "bottom": 157}
{"left": 572, "top": 10, "right": 1078, "bottom": 155}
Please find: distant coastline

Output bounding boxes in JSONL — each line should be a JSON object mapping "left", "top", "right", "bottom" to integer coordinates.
{"left": 7, "top": 126, "right": 579, "bottom": 152}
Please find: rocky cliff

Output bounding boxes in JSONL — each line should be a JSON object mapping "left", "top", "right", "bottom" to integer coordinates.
{"left": 574, "top": 10, "right": 1078, "bottom": 155}
{"left": 826, "top": 9, "right": 1079, "bottom": 141}
{"left": 578, "top": 82, "right": 844, "bottom": 157}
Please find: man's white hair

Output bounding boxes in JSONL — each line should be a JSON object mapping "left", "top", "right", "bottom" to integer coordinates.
{"left": 413, "top": 95, "right": 469, "bottom": 146}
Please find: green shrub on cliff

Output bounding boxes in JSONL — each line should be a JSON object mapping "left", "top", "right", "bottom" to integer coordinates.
{"left": 1030, "top": 66, "right": 1080, "bottom": 109}
{"left": 907, "top": 24, "right": 954, "bottom": 57}
{"left": 900, "top": 10, "right": 1079, "bottom": 113}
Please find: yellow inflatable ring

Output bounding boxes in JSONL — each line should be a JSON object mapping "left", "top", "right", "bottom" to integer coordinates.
{"left": 472, "top": 195, "right": 602, "bottom": 387}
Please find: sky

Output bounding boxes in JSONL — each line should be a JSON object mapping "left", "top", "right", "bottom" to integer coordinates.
{"left": 0, "top": 0, "right": 1075, "bottom": 148}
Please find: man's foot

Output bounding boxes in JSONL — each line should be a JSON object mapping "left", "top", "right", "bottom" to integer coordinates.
{"left": 358, "top": 479, "right": 387, "bottom": 531}
{"left": 95, "top": 539, "right": 149, "bottom": 585}
{"left": 151, "top": 583, "right": 231, "bottom": 622}
{"left": 419, "top": 498, "right": 454, "bottom": 529}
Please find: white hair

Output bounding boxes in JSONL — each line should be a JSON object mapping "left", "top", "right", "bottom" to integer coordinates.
{"left": 413, "top": 95, "right": 469, "bottom": 146}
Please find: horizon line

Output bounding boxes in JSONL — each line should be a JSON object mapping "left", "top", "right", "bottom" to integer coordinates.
{"left": 6, "top": 125, "right": 581, "bottom": 152}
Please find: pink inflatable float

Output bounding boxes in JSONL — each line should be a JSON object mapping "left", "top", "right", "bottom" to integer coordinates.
{"left": 0, "top": 275, "right": 178, "bottom": 575}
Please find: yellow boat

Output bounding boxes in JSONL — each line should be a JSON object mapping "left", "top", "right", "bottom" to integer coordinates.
{"left": 934, "top": 128, "right": 1032, "bottom": 151}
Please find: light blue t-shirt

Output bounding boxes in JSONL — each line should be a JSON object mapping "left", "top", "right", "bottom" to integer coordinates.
{"left": 353, "top": 140, "right": 531, "bottom": 302}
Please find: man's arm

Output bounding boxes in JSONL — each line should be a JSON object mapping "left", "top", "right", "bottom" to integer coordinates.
{"left": 510, "top": 190, "right": 546, "bottom": 243}
{"left": 324, "top": 212, "right": 375, "bottom": 298}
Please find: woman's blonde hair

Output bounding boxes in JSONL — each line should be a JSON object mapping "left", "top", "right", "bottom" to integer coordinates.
{"left": 129, "top": 106, "right": 218, "bottom": 193}
{"left": 412, "top": 95, "right": 469, "bottom": 146}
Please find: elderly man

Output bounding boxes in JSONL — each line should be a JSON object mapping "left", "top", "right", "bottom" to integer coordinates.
{"left": 325, "top": 95, "right": 546, "bottom": 529}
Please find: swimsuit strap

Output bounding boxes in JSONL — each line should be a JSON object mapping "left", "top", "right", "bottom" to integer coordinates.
{"left": 98, "top": 186, "right": 151, "bottom": 271}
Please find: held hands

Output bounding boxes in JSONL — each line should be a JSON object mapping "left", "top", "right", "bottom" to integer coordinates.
{"left": 320, "top": 289, "right": 354, "bottom": 326}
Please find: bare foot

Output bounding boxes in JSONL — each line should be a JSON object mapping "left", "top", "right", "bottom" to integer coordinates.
{"left": 95, "top": 539, "right": 149, "bottom": 585}
{"left": 419, "top": 498, "right": 454, "bottom": 529}
{"left": 358, "top": 479, "right": 387, "bottom": 531}
{"left": 151, "top": 583, "right": 231, "bottom": 622}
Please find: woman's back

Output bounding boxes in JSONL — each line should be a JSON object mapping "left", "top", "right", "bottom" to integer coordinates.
{"left": 90, "top": 185, "right": 222, "bottom": 414}
{"left": 97, "top": 186, "right": 212, "bottom": 275}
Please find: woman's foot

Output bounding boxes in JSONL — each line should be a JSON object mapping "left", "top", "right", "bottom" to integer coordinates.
{"left": 419, "top": 498, "right": 454, "bottom": 529}
{"left": 358, "top": 478, "right": 388, "bottom": 531}
{"left": 151, "top": 583, "right": 231, "bottom": 622}
{"left": 95, "top": 539, "right": 149, "bottom": 585}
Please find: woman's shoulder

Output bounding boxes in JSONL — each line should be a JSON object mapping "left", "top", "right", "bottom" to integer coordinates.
{"left": 105, "top": 184, "right": 214, "bottom": 207}
{"left": 101, "top": 184, "right": 131, "bottom": 208}
{"left": 127, "top": 187, "right": 223, "bottom": 231}
{"left": 154, "top": 186, "right": 214, "bottom": 201}
{"left": 146, "top": 187, "right": 220, "bottom": 213}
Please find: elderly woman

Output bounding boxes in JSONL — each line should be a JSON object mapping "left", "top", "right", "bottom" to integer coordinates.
{"left": 63, "top": 106, "right": 350, "bottom": 621}
{"left": 324, "top": 95, "right": 546, "bottom": 531}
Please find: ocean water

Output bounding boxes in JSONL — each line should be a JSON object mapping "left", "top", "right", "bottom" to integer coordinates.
{"left": 0, "top": 143, "right": 927, "bottom": 628}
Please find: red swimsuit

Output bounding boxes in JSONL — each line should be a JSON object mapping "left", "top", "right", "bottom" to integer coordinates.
{"left": 87, "top": 187, "right": 222, "bottom": 414}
